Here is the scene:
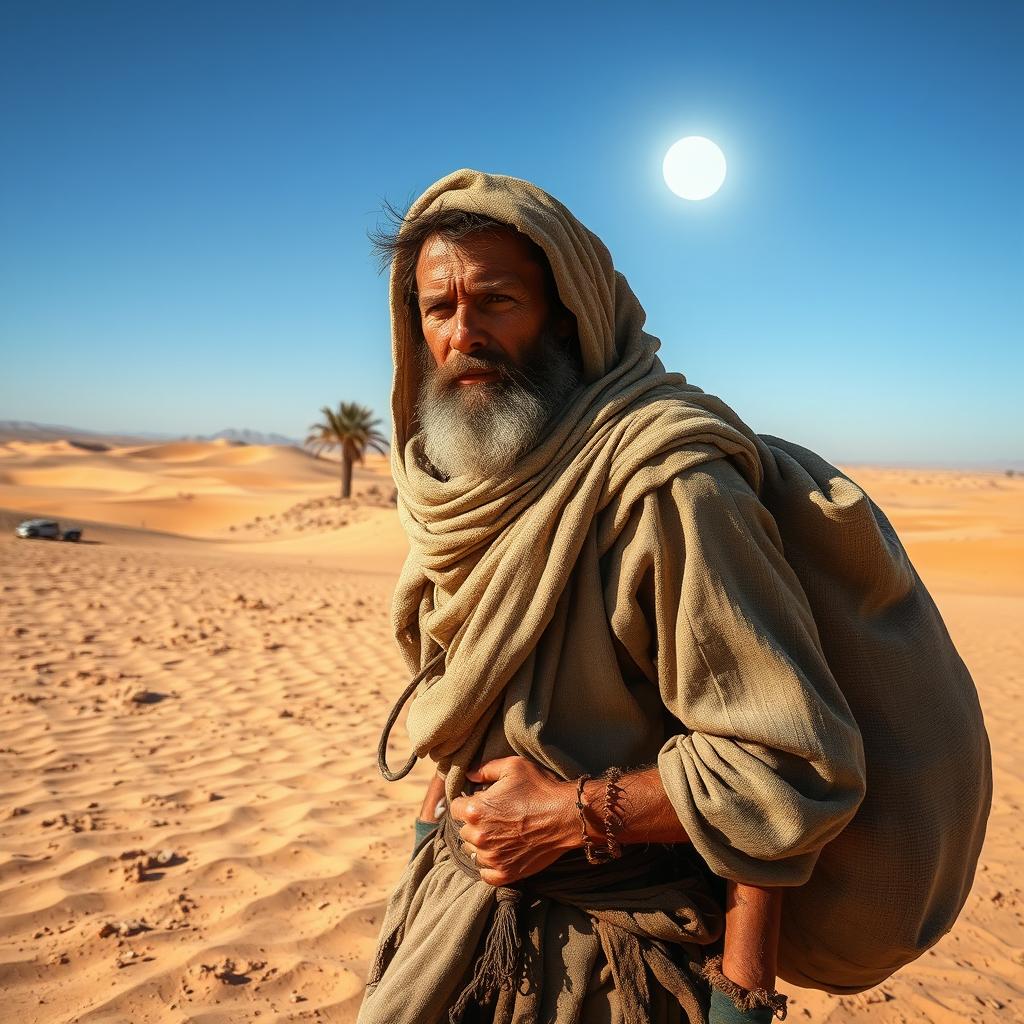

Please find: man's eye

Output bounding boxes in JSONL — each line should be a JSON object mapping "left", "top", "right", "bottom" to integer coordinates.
{"left": 485, "top": 294, "right": 513, "bottom": 304}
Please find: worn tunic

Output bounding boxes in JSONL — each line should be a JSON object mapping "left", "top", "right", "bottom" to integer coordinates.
{"left": 358, "top": 458, "right": 865, "bottom": 1024}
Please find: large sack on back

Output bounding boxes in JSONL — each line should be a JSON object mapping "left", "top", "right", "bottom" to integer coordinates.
{"left": 756, "top": 436, "right": 992, "bottom": 993}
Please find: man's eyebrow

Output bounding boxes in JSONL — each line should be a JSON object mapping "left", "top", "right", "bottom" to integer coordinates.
{"left": 417, "top": 278, "right": 523, "bottom": 306}
{"left": 468, "top": 277, "right": 523, "bottom": 292}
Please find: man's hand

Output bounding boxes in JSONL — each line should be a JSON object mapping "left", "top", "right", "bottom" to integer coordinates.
{"left": 448, "top": 756, "right": 579, "bottom": 887}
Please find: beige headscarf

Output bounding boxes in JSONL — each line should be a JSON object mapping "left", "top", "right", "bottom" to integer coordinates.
{"left": 388, "top": 168, "right": 764, "bottom": 794}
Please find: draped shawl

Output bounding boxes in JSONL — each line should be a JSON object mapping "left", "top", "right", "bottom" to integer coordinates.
{"left": 388, "top": 171, "right": 860, "bottom": 806}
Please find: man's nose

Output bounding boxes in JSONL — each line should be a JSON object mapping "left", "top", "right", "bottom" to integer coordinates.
{"left": 449, "top": 305, "right": 486, "bottom": 354}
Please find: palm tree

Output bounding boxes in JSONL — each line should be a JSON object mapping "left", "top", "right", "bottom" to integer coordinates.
{"left": 304, "top": 402, "right": 389, "bottom": 499}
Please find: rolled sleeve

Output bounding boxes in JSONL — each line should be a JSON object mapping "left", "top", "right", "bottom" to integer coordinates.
{"left": 650, "top": 459, "right": 866, "bottom": 885}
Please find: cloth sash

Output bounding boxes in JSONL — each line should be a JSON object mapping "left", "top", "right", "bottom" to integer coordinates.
{"left": 434, "top": 816, "right": 720, "bottom": 1024}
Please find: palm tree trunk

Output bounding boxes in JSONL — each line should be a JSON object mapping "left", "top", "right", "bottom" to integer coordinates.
{"left": 340, "top": 452, "right": 353, "bottom": 499}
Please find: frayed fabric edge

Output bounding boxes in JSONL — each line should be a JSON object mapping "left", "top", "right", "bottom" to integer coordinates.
{"left": 700, "top": 954, "right": 788, "bottom": 1020}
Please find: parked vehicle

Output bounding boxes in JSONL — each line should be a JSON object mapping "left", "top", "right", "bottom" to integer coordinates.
{"left": 15, "top": 519, "right": 83, "bottom": 541}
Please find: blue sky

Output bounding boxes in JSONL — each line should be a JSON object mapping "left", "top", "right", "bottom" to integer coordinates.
{"left": 1, "top": 1, "right": 1021, "bottom": 464}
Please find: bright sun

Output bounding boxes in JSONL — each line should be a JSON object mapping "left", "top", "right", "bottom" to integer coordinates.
{"left": 663, "top": 136, "right": 727, "bottom": 201}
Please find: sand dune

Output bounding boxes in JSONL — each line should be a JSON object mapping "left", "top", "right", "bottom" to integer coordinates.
{"left": 0, "top": 440, "right": 1020, "bottom": 1022}
{"left": 116, "top": 440, "right": 235, "bottom": 462}
{"left": 0, "top": 439, "right": 110, "bottom": 459}
{"left": 0, "top": 441, "right": 393, "bottom": 538}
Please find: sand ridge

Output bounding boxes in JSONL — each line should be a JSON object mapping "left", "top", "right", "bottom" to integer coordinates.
{"left": 0, "top": 440, "right": 1021, "bottom": 1022}
{"left": 0, "top": 439, "right": 393, "bottom": 538}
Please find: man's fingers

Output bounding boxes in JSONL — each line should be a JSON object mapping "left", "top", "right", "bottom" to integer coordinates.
{"left": 467, "top": 756, "right": 525, "bottom": 784}
{"left": 478, "top": 867, "right": 512, "bottom": 887}
{"left": 465, "top": 845, "right": 493, "bottom": 869}
{"left": 458, "top": 823, "right": 484, "bottom": 847}
{"left": 449, "top": 795, "right": 477, "bottom": 822}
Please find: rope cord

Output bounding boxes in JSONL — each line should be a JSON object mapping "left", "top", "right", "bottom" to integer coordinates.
{"left": 377, "top": 646, "right": 446, "bottom": 782}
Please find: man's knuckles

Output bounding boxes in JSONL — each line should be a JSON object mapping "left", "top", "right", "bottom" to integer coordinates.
{"left": 458, "top": 824, "right": 485, "bottom": 846}
{"left": 449, "top": 797, "right": 480, "bottom": 823}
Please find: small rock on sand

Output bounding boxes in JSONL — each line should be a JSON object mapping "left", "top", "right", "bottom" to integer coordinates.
{"left": 199, "top": 957, "right": 267, "bottom": 984}
{"left": 99, "top": 919, "right": 151, "bottom": 938}
{"left": 127, "top": 690, "right": 169, "bottom": 706}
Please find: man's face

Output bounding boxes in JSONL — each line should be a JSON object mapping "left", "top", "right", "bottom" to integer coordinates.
{"left": 414, "top": 227, "right": 569, "bottom": 383}
{"left": 411, "top": 227, "right": 581, "bottom": 480}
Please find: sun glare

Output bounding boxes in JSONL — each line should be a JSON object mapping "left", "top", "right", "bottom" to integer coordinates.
{"left": 663, "top": 136, "right": 727, "bottom": 201}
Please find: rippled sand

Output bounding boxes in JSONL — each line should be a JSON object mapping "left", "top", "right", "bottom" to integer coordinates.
{"left": 0, "top": 441, "right": 1020, "bottom": 1022}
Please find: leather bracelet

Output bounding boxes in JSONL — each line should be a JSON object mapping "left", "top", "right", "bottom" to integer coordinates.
{"left": 600, "top": 767, "right": 623, "bottom": 861}
{"left": 574, "top": 774, "right": 599, "bottom": 862}
{"left": 575, "top": 769, "right": 625, "bottom": 864}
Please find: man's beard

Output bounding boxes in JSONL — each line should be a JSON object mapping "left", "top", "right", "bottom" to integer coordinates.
{"left": 414, "top": 328, "right": 582, "bottom": 481}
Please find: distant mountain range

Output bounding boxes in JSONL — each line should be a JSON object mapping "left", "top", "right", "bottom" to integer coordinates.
{"left": 195, "top": 428, "right": 300, "bottom": 446}
{"left": 0, "top": 421, "right": 301, "bottom": 447}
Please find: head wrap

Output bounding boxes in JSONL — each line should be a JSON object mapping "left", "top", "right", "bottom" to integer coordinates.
{"left": 387, "top": 168, "right": 761, "bottom": 780}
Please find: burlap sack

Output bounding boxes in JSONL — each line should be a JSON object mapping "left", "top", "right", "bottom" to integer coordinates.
{"left": 754, "top": 436, "right": 992, "bottom": 989}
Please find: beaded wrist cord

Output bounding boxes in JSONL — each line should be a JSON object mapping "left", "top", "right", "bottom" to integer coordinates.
{"left": 575, "top": 767, "right": 625, "bottom": 864}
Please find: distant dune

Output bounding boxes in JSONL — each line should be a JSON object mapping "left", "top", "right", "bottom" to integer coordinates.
{"left": 0, "top": 437, "right": 394, "bottom": 541}
{"left": 2, "top": 437, "right": 1020, "bottom": 592}
{"left": 0, "top": 437, "right": 1020, "bottom": 1023}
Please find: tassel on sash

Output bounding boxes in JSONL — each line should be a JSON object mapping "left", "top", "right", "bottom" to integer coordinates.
{"left": 448, "top": 886, "right": 523, "bottom": 1024}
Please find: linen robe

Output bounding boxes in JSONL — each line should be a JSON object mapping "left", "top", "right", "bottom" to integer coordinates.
{"left": 358, "top": 457, "right": 865, "bottom": 1024}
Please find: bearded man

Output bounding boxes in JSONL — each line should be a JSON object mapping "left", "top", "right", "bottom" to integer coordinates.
{"left": 358, "top": 170, "right": 869, "bottom": 1024}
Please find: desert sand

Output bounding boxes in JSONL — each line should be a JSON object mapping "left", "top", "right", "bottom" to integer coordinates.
{"left": 0, "top": 439, "right": 1021, "bottom": 1023}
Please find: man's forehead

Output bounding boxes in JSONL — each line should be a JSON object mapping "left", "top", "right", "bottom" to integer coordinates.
{"left": 413, "top": 228, "right": 544, "bottom": 289}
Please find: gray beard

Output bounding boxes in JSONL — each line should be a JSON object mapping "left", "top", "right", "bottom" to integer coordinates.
{"left": 414, "top": 333, "right": 582, "bottom": 480}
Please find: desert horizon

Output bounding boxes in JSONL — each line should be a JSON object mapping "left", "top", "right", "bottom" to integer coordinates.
{"left": 1, "top": 433, "right": 1021, "bottom": 1022}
